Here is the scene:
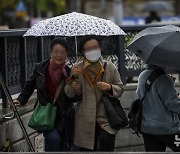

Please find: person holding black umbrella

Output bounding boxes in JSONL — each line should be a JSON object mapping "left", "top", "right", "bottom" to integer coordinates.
{"left": 127, "top": 25, "right": 180, "bottom": 152}
{"left": 136, "top": 64, "right": 180, "bottom": 152}
{"left": 143, "top": 1, "right": 173, "bottom": 24}
{"left": 145, "top": 11, "right": 161, "bottom": 24}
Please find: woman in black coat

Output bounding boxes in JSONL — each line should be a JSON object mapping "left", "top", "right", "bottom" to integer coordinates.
{"left": 13, "top": 38, "right": 80, "bottom": 152}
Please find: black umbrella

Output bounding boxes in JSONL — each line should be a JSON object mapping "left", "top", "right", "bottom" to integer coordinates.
{"left": 127, "top": 25, "right": 180, "bottom": 70}
{"left": 143, "top": 1, "right": 173, "bottom": 12}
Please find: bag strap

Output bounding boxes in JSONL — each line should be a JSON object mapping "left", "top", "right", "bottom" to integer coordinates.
{"left": 141, "top": 68, "right": 165, "bottom": 101}
{"left": 53, "top": 82, "right": 64, "bottom": 104}
{"left": 101, "top": 62, "right": 107, "bottom": 81}
{"left": 145, "top": 68, "right": 165, "bottom": 91}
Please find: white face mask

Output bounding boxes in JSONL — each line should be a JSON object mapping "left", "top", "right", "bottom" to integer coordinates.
{"left": 84, "top": 49, "right": 101, "bottom": 63}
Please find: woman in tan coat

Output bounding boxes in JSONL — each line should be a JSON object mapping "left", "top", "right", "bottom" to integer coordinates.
{"left": 65, "top": 36, "right": 124, "bottom": 151}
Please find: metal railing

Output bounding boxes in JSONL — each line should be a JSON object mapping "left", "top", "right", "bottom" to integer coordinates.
{"left": 0, "top": 24, "right": 179, "bottom": 108}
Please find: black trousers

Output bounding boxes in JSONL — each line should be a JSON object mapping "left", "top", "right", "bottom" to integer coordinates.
{"left": 78, "top": 123, "right": 115, "bottom": 152}
{"left": 142, "top": 133, "right": 180, "bottom": 152}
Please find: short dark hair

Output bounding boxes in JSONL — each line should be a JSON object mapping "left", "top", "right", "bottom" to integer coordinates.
{"left": 50, "top": 37, "right": 68, "bottom": 52}
{"left": 79, "top": 35, "right": 101, "bottom": 52}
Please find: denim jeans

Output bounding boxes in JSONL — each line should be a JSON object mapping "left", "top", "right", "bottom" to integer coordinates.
{"left": 43, "top": 129, "right": 70, "bottom": 152}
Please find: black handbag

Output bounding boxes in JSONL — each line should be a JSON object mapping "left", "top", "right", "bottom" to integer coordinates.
{"left": 101, "top": 62, "right": 128, "bottom": 130}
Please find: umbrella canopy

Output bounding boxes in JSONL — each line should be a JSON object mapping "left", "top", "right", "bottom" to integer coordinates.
{"left": 23, "top": 12, "right": 125, "bottom": 36}
{"left": 143, "top": 1, "right": 173, "bottom": 12}
{"left": 127, "top": 25, "right": 180, "bottom": 70}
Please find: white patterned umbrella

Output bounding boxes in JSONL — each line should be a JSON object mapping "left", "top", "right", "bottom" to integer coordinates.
{"left": 24, "top": 12, "right": 126, "bottom": 60}
{"left": 24, "top": 12, "right": 125, "bottom": 36}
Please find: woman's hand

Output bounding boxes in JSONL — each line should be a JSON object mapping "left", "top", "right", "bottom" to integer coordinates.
{"left": 13, "top": 100, "right": 21, "bottom": 107}
{"left": 72, "top": 64, "right": 82, "bottom": 78}
{"left": 72, "top": 79, "right": 82, "bottom": 94}
{"left": 96, "top": 82, "right": 111, "bottom": 91}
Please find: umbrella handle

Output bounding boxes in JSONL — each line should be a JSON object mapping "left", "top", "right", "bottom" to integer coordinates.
{"left": 75, "top": 36, "right": 79, "bottom": 63}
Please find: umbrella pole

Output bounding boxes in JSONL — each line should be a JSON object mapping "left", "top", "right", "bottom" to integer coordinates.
{"left": 75, "top": 36, "right": 79, "bottom": 63}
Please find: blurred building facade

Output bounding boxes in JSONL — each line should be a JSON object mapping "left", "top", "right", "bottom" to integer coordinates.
{"left": 0, "top": 0, "right": 179, "bottom": 29}
{"left": 84, "top": 0, "right": 176, "bottom": 23}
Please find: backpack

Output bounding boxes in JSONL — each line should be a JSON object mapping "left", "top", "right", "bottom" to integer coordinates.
{"left": 128, "top": 68, "right": 165, "bottom": 137}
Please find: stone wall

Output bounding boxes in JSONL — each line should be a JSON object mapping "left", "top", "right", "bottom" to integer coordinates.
{"left": 0, "top": 93, "right": 38, "bottom": 152}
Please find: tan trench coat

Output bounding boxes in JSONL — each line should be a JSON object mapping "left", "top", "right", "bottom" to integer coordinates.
{"left": 65, "top": 60, "right": 124, "bottom": 150}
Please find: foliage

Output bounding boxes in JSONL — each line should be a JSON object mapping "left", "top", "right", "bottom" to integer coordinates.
{"left": 32, "top": 0, "right": 66, "bottom": 16}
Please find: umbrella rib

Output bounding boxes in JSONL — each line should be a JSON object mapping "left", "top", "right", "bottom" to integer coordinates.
{"left": 129, "top": 30, "right": 174, "bottom": 46}
{"left": 152, "top": 31, "right": 177, "bottom": 50}
{"left": 146, "top": 31, "right": 178, "bottom": 62}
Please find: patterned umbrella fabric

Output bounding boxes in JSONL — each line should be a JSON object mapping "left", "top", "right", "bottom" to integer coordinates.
{"left": 24, "top": 12, "right": 125, "bottom": 36}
